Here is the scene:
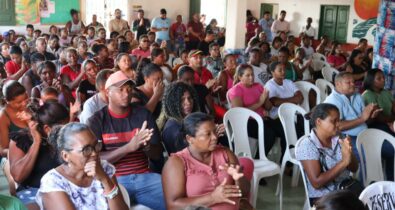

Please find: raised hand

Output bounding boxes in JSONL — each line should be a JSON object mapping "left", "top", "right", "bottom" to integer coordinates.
{"left": 16, "top": 110, "right": 32, "bottom": 122}
{"left": 210, "top": 178, "right": 242, "bottom": 205}
{"left": 28, "top": 121, "right": 42, "bottom": 144}
{"left": 215, "top": 124, "right": 225, "bottom": 137}
{"left": 219, "top": 163, "right": 244, "bottom": 181}
{"left": 153, "top": 80, "right": 165, "bottom": 98}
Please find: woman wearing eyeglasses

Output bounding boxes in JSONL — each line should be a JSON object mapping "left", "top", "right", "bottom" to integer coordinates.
{"left": 36, "top": 123, "right": 128, "bottom": 210}
{"left": 9, "top": 102, "right": 69, "bottom": 209}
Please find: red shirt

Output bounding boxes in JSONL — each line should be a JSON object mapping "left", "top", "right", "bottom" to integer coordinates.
{"left": 5, "top": 60, "right": 26, "bottom": 77}
{"left": 193, "top": 67, "right": 213, "bottom": 85}
{"left": 60, "top": 64, "right": 83, "bottom": 81}
{"left": 131, "top": 47, "right": 151, "bottom": 59}
{"left": 327, "top": 55, "right": 346, "bottom": 69}
{"left": 187, "top": 21, "right": 204, "bottom": 41}
{"left": 170, "top": 22, "right": 187, "bottom": 40}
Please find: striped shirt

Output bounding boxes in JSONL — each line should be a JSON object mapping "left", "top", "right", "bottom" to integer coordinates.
{"left": 87, "top": 104, "right": 160, "bottom": 176}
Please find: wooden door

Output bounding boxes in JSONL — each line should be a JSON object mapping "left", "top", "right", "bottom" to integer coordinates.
{"left": 0, "top": 0, "right": 15, "bottom": 25}
{"left": 260, "top": 3, "right": 273, "bottom": 19}
{"left": 319, "top": 5, "right": 350, "bottom": 43}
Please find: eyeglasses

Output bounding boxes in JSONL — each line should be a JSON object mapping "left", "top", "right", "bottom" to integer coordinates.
{"left": 69, "top": 140, "right": 103, "bottom": 157}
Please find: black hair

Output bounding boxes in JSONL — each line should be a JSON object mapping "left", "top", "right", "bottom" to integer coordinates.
{"left": 366, "top": 47, "right": 373, "bottom": 54}
{"left": 70, "top": 9, "right": 78, "bottom": 16}
{"left": 28, "top": 101, "right": 69, "bottom": 138}
{"left": 314, "top": 190, "right": 368, "bottom": 210}
{"left": 358, "top": 38, "right": 368, "bottom": 45}
{"left": 139, "top": 34, "right": 148, "bottom": 41}
{"left": 329, "top": 41, "right": 340, "bottom": 56}
{"left": 233, "top": 64, "right": 253, "bottom": 85}
{"left": 305, "top": 103, "right": 339, "bottom": 129}
{"left": 26, "top": 24, "right": 34, "bottom": 30}
{"left": 91, "top": 44, "right": 107, "bottom": 55}
{"left": 264, "top": 11, "right": 271, "bottom": 15}
{"left": 269, "top": 61, "right": 281, "bottom": 72}
{"left": 249, "top": 47, "right": 261, "bottom": 55}
{"left": 259, "top": 41, "right": 271, "bottom": 53}
{"left": 3, "top": 81, "right": 26, "bottom": 101}
{"left": 278, "top": 46, "right": 290, "bottom": 55}
{"left": 223, "top": 54, "right": 235, "bottom": 63}
{"left": 163, "top": 82, "right": 200, "bottom": 121}
{"left": 151, "top": 48, "right": 165, "bottom": 59}
{"left": 272, "top": 36, "right": 283, "bottom": 46}
{"left": 363, "top": 68, "right": 383, "bottom": 91}
{"left": 177, "top": 65, "right": 194, "bottom": 79}
{"left": 142, "top": 63, "right": 162, "bottom": 78}
{"left": 118, "top": 41, "right": 131, "bottom": 54}
{"left": 55, "top": 122, "right": 95, "bottom": 163}
{"left": 9, "top": 46, "right": 22, "bottom": 55}
{"left": 37, "top": 60, "right": 56, "bottom": 75}
{"left": 114, "top": 53, "right": 131, "bottom": 70}
{"left": 30, "top": 52, "right": 46, "bottom": 64}
{"left": 82, "top": 59, "right": 97, "bottom": 71}
{"left": 160, "top": 8, "right": 167, "bottom": 14}
{"left": 96, "top": 69, "right": 113, "bottom": 90}
{"left": 110, "top": 32, "right": 119, "bottom": 39}
{"left": 182, "top": 112, "right": 214, "bottom": 137}
{"left": 347, "top": 49, "right": 363, "bottom": 65}
{"left": 280, "top": 10, "right": 286, "bottom": 14}
{"left": 49, "top": 34, "right": 59, "bottom": 41}
{"left": 209, "top": 42, "right": 219, "bottom": 51}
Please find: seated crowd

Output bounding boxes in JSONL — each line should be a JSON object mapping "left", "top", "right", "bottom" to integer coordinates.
{"left": 0, "top": 6, "right": 391, "bottom": 210}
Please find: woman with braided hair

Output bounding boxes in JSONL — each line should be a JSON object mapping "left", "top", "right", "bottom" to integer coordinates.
{"left": 8, "top": 101, "right": 69, "bottom": 208}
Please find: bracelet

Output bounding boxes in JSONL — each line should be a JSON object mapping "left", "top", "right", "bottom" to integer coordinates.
{"left": 103, "top": 185, "right": 119, "bottom": 199}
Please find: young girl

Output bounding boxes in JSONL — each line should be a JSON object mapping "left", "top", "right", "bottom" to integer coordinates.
{"left": 114, "top": 53, "right": 136, "bottom": 81}
{"left": 60, "top": 48, "right": 84, "bottom": 96}
{"left": 271, "top": 36, "right": 283, "bottom": 57}
{"left": 295, "top": 103, "right": 358, "bottom": 206}
{"left": 78, "top": 59, "right": 98, "bottom": 103}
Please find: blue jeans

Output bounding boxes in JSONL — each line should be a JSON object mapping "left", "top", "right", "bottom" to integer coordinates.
{"left": 116, "top": 173, "right": 166, "bottom": 210}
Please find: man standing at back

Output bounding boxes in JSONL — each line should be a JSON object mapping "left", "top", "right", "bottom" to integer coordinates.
{"left": 271, "top": 10, "right": 290, "bottom": 34}
{"left": 132, "top": 9, "right": 151, "bottom": 40}
{"left": 259, "top": 11, "right": 273, "bottom": 42}
{"left": 87, "top": 71, "right": 165, "bottom": 210}
{"left": 109, "top": 9, "right": 130, "bottom": 34}
{"left": 151, "top": 9, "right": 171, "bottom": 46}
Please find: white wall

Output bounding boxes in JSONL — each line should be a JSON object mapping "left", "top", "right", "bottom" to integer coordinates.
{"left": 247, "top": 0, "right": 375, "bottom": 44}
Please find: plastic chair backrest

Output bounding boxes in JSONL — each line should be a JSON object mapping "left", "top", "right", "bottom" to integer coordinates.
{"left": 295, "top": 135, "right": 311, "bottom": 208}
{"left": 278, "top": 103, "right": 310, "bottom": 150}
{"left": 357, "top": 129, "right": 395, "bottom": 186}
{"left": 312, "top": 52, "right": 327, "bottom": 62}
{"left": 359, "top": 181, "right": 395, "bottom": 209}
{"left": 294, "top": 81, "right": 321, "bottom": 112}
{"left": 223, "top": 107, "right": 268, "bottom": 160}
{"left": 119, "top": 184, "right": 130, "bottom": 208}
{"left": 322, "top": 66, "right": 339, "bottom": 83}
{"left": 315, "top": 79, "right": 335, "bottom": 102}
{"left": 310, "top": 59, "right": 328, "bottom": 72}
{"left": 226, "top": 90, "right": 231, "bottom": 108}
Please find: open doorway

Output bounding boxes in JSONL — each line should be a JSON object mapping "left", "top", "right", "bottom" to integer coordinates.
{"left": 84, "top": 0, "right": 128, "bottom": 31}
{"left": 260, "top": 3, "right": 279, "bottom": 20}
{"left": 200, "top": 0, "right": 227, "bottom": 27}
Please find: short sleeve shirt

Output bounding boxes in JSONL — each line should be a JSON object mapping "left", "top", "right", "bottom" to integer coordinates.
{"left": 60, "top": 64, "right": 83, "bottom": 82}
{"left": 362, "top": 89, "right": 393, "bottom": 116}
{"left": 295, "top": 130, "right": 351, "bottom": 198}
{"left": 78, "top": 79, "right": 97, "bottom": 100}
{"left": 265, "top": 78, "right": 299, "bottom": 119}
{"left": 36, "top": 160, "right": 115, "bottom": 210}
{"left": 193, "top": 67, "right": 213, "bottom": 85}
{"left": 87, "top": 105, "right": 160, "bottom": 176}
{"left": 5, "top": 60, "right": 23, "bottom": 76}
{"left": 79, "top": 94, "right": 107, "bottom": 124}
{"left": 131, "top": 48, "right": 151, "bottom": 59}
{"left": 324, "top": 90, "right": 367, "bottom": 136}
{"left": 229, "top": 82, "right": 266, "bottom": 117}
{"left": 187, "top": 21, "right": 204, "bottom": 41}
{"left": 250, "top": 63, "right": 271, "bottom": 87}
{"left": 151, "top": 17, "right": 171, "bottom": 41}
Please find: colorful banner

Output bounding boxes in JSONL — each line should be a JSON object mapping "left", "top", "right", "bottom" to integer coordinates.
{"left": 15, "top": 0, "right": 40, "bottom": 25}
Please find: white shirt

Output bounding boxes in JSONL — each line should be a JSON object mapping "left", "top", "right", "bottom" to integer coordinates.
{"left": 302, "top": 45, "right": 315, "bottom": 59}
{"left": 79, "top": 93, "right": 107, "bottom": 124}
{"left": 250, "top": 63, "right": 271, "bottom": 87}
{"left": 271, "top": 20, "right": 290, "bottom": 33}
{"left": 265, "top": 78, "right": 299, "bottom": 119}
{"left": 301, "top": 26, "right": 316, "bottom": 38}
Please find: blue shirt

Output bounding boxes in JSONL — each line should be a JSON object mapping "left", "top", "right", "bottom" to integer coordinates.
{"left": 258, "top": 18, "right": 273, "bottom": 41}
{"left": 324, "top": 90, "right": 367, "bottom": 136}
{"left": 151, "top": 17, "right": 171, "bottom": 41}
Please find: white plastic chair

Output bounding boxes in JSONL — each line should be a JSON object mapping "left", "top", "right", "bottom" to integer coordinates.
{"left": 310, "top": 59, "right": 329, "bottom": 72}
{"left": 356, "top": 129, "right": 395, "bottom": 186}
{"left": 223, "top": 107, "right": 282, "bottom": 209}
{"left": 278, "top": 103, "right": 310, "bottom": 190}
{"left": 295, "top": 135, "right": 313, "bottom": 210}
{"left": 294, "top": 81, "right": 321, "bottom": 112}
{"left": 119, "top": 184, "right": 131, "bottom": 208}
{"left": 312, "top": 52, "right": 327, "bottom": 62}
{"left": 315, "top": 79, "right": 335, "bottom": 103}
{"left": 359, "top": 181, "right": 395, "bottom": 209}
{"left": 322, "top": 66, "right": 339, "bottom": 83}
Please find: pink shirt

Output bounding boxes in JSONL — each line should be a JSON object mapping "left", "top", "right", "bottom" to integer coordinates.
{"left": 173, "top": 146, "right": 238, "bottom": 210}
{"left": 228, "top": 82, "right": 265, "bottom": 117}
{"left": 131, "top": 47, "right": 151, "bottom": 59}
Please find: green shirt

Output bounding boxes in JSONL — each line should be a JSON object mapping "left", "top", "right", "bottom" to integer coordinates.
{"left": 284, "top": 62, "right": 296, "bottom": 81}
{"left": 0, "top": 195, "right": 27, "bottom": 210}
{"left": 362, "top": 89, "right": 394, "bottom": 116}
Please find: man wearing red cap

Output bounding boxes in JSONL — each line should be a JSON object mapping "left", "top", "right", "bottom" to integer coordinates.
{"left": 188, "top": 50, "right": 214, "bottom": 86}
{"left": 87, "top": 71, "right": 165, "bottom": 210}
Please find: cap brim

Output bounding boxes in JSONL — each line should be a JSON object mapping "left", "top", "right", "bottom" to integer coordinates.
{"left": 107, "top": 79, "right": 135, "bottom": 90}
